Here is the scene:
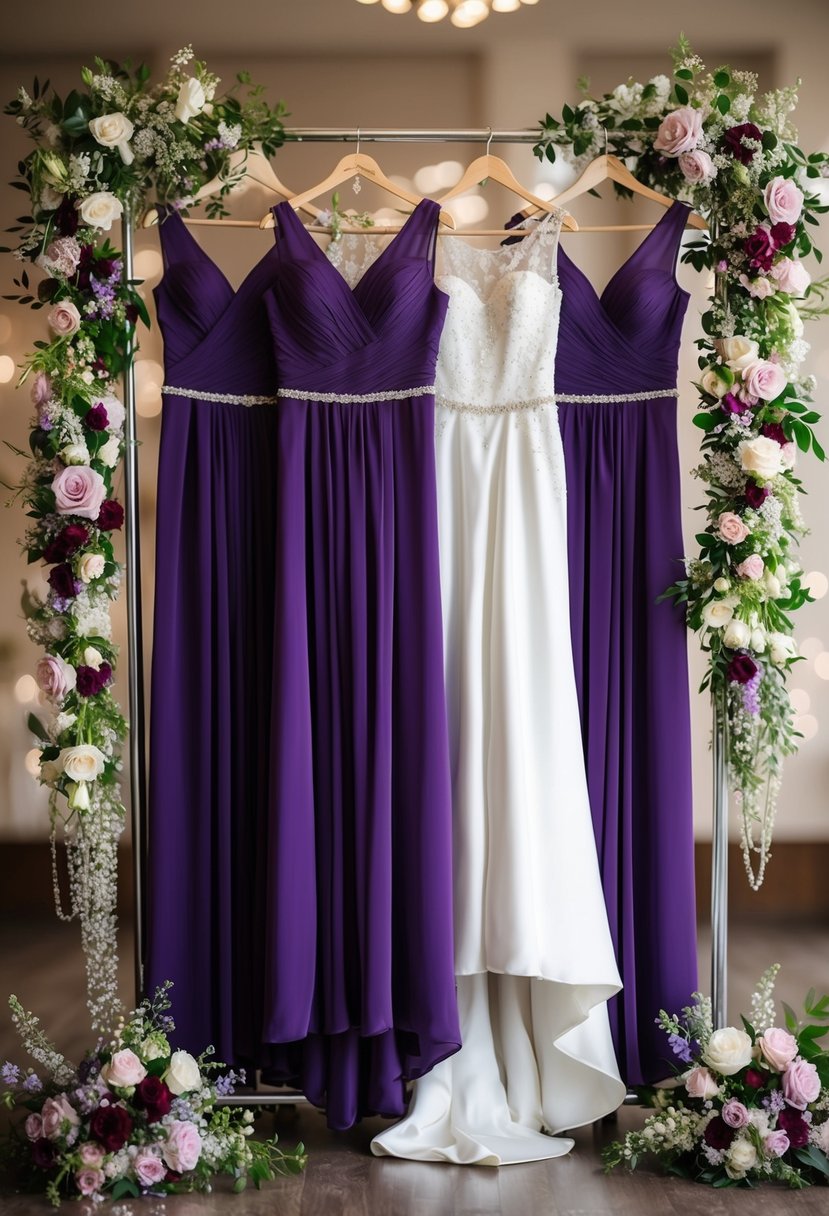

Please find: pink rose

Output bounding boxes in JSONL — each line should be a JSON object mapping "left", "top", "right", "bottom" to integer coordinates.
{"left": 722, "top": 1098, "right": 750, "bottom": 1128}
{"left": 742, "top": 359, "right": 788, "bottom": 402}
{"left": 654, "top": 105, "right": 703, "bottom": 156}
{"left": 758, "top": 1027, "right": 798, "bottom": 1072}
{"left": 718, "top": 512, "right": 750, "bottom": 545}
{"left": 41, "top": 1094, "right": 79, "bottom": 1140}
{"left": 738, "top": 273, "right": 775, "bottom": 299}
{"left": 679, "top": 149, "right": 715, "bottom": 184}
{"left": 764, "top": 1129, "right": 790, "bottom": 1158}
{"left": 782, "top": 1058, "right": 821, "bottom": 1110}
{"left": 35, "top": 654, "right": 77, "bottom": 700}
{"left": 736, "top": 554, "right": 765, "bottom": 581}
{"left": 47, "top": 300, "right": 81, "bottom": 337}
{"left": 764, "top": 176, "right": 804, "bottom": 225}
{"left": 780, "top": 441, "right": 797, "bottom": 470}
{"left": 38, "top": 237, "right": 82, "bottom": 278}
{"left": 162, "top": 1120, "right": 202, "bottom": 1173}
{"left": 78, "top": 1141, "right": 105, "bottom": 1166}
{"left": 685, "top": 1065, "right": 720, "bottom": 1099}
{"left": 770, "top": 257, "right": 811, "bottom": 297}
{"left": 30, "top": 371, "right": 52, "bottom": 407}
{"left": 25, "top": 1113, "right": 43, "bottom": 1141}
{"left": 75, "top": 1167, "right": 104, "bottom": 1197}
{"left": 51, "top": 465, "right": 107, "bottom": 520}
{"left": 101, "top": 1048, "right": 147, "bottom": 1089}
{"left": 133, "top": 1148, "right": 167, "bottom": 1188}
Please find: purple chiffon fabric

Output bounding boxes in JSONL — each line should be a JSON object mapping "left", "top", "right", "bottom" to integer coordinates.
{"left": 256, "top": 200, "right": 460, "bottom": 1128}
{"left": 555, "top": 203, "right": 698, "bottom": 1085}
{"left": 146, "top": 211, "right": 280, "bottom": 1066}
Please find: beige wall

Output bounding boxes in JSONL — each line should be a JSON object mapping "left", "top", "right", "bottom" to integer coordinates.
{"left": 0, "top": 3, "right": 827, "bottom": 848}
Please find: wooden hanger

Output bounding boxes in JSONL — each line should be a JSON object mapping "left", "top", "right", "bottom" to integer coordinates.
{"left": 521, "top": 153, "right": 707, "bottom": 231}
{"left": 259, "top": 133, "right": 455, "bottom": 230}
{"left": 437, "top": 142, "right": 579, "bottom": 232}
{"left": 141, "top": 143, "right": 319, "bottom": 228}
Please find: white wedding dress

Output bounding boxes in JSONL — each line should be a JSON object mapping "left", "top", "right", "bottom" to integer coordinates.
{"left": 329, "top": 216, "right": 624, "bottom": 1165}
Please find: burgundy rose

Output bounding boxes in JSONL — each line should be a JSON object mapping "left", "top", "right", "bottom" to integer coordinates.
{"left": 744, "top": 1068, "right": 766, "bottom": 1090}
{"left": 744, "top": 227, "right": 776, "bottom": 273}
{"left": 777, "top": 1106, "right": 809, "bottom": 1149}
{"left": 54, "top": 196, "right": 79, "bottom": 237}
{"left": 95, "top": 257, "right": 120, "bottom": 280}
{"left": 31, "top": 1137, "right": 57, "bottom": 1169}
{"left": 125, "top": 303, "right": 139, "bottom": 325}
{"left": 48, "top": 562, "right": 80, "bottom": 599}
{"left": 89, "top": 1102, "right": 133, "bottom": 1152}
{"left": 97, "top": 500, "right": 124, "bottom": 531}
{"left": 74, "top": 245, "right": 96, "bottom": 292}
{"left": 761, "top": 422, "right": 787, "bottom": 446}
{"left": 165, "top": 1169, "right": 182, "bottom": 1182}
{"left": 728, "top": 653, "right": 758, "bottom": 684}
{"left": 134, "top": 1075, "right": 173, "bottom": 1123}
{"left": 745, "top": 480, "right": 770, "bottom": 508}
{"left": 703, "top": 1115, "right": 736, "bottom": 1150}
{"left": 721, "top": 392, "right": 749, "bottom": 416}
{"left": 770, "top": 221, "right": 796, "bottom": 249}
{"left": 724, "top": 122, "right": 763, "bottom": 164}
{"left": 85, "top": 403, "right": 109, "bottom": 432}
{"left": 43, "top": 523, "right": 89, "bottom": 564}
{"left": 76, "top": 665, "right": 105, "bottom": 697}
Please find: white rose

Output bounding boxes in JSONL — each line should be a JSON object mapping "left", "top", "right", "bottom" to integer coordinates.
{"left": 174, "top": 78, "right": 207, "bottom": 124}
{"left": 140, "top": 1036, "right": 170, "bottom": 1062}
{"left": 786, "top": 300, "right": 805, "bottom": 339}
{"left": 78, "top": 555, "right": 106, "bottom": 585}
{"left": 702, "top": 598, "right": 736, "bottom": 630}
{"left": 723, "top": 619, "right": 751, "bottom": 649}
{"left": 738, "top": 436, "right": 783, "bottom": 481}
{"left": 700, "top": 366, "right": 732, "bottom": 399}
{"left": 768, "top": 631, "right": 797, "bottom": 666}
{"left": 77, "top": 191, "right": 124, "bottom": 232}
{"left": 702, "top": 1026, "right": 753, "bottom": 1076}
{"left": 98, "top": 436, "right": 121, "bottom": 468}
{"left": 714, "top": 336, "right": 760, "bottom": 371}
{"left": 88, "top": 113, "right": 135, "bottom": 165}
{"left": 99, "top": 393, "right": 126, "bottom": 433}
{"left": 164, "top": 1050, "right": 201, "bottom": 1095}
{"left": 726, "top": 1136, "right": 758, "bottom": 1179}
{"left": 751, "top": 627, "right": 767, "bottom": 651}
{"left": 83, "top": 646, "right": 104, "bottom": 669}
{"left": 713, "top": 577, "right": 731, "bottom": 593}
{"left": 764, "top": 570, "right": 782, "bottom": 599}
{"left": 60, "top": 442, "right": 90, "bottom": 466}
{"left": 58, "top": 744, "right": 106, "bottom": 783}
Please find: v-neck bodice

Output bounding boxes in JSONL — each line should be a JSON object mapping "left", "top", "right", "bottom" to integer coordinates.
{"left": 264, "top": 200, "right": 448, "bottom": 396}
{"left": 555, "top": 202, "right": 691, "bottom": 398}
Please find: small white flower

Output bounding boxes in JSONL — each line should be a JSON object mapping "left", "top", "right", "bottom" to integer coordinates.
{"left": 174, "top": 77, "right": 207, "bottom": 124}
{"left": 98, "top": 435, "right": 121, "bottom": 469}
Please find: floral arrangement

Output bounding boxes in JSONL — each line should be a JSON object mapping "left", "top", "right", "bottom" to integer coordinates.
{"left": 535, "top": 38, "right": 829, "bottom": 888}
{"left": 0, "top": 984, "right": 306, "bottom": 1206}
{"left": 604, "top": 965, "right": 829, "bottom": 1188}
{"left": 2, "top": 49, "right": 287, "bottom": 1024}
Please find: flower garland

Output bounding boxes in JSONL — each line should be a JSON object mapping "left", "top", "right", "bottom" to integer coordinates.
{"left": 534, "top": 38, "right": 829, "bottom": 889}
{"left": 1, "top": 985, "right": 306, "bottom": 1206}
{"left": 604, "top": 966, "right": 829, "bottom": 1189}
{"left": 3, "top": 48, "right": 287, "bottom": 1024}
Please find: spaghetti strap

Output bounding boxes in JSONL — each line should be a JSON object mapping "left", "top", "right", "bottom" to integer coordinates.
{"left": 157, "top": 205, "right": 213, "bottom": 270}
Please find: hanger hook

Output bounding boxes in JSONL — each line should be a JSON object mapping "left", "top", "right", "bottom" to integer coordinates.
{"left": 602, "top": 124, "right": 608, "bottom": 157}
{"left": 355, "top": 127, "right": 361, "bottom": 158}
{"left": 485, "top": 126, "right": 494, "bottom": 157}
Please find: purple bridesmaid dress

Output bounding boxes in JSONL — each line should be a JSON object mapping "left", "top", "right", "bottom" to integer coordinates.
{"left": 146, "top": 210, "right": 280, "bottom": 1066}
{"left": 555, "top": 203, "right": 698, "bottom": 1085}
{"left": 258, "top": 200, "right": 460, "bottom": 1128}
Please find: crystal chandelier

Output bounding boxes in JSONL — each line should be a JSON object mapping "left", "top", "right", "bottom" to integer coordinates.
{"left": 355, "top": 0, "right": 540, "bottom": 27}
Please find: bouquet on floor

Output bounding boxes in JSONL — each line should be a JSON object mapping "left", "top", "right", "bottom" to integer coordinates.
{"left": 0, "top": 983, "right": 306, "bottom": 1206}
{"left": 604, "top": 965, "right": 829, "bottom": 1188}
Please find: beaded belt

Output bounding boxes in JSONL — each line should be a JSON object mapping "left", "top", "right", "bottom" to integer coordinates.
{"left": 555, "top": 388, "right": 679, "bottom": 403}
{"left": 162, "top": 385, "right": 279, "bottom": 405}
{"left": 436, "top": 393, "right": 557, "bottom": 416}
{"left": 162, "top": 385, "right": 436, "bottom": 405}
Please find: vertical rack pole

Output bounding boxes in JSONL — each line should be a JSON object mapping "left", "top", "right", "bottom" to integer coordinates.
{"left": 121, "top": 207, "right": 147, "bottom": 1004}
{"left": 710, "top": 695, "right": 729, "bottom": 1028}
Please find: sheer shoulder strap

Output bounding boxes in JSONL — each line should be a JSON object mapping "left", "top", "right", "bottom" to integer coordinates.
{"left": 387, "top": 199, "right": 441, "bottom": 271}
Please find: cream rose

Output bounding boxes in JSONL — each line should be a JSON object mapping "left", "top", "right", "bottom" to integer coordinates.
{"left": 751, "top": 626, "right": 767, "bottom": 651}
{"left": 714, "top": 576, "right": 731, "bottom": 593}
{"left": 764, "top": 175, "right": 804, "bottom": 225}
{"left": 717, "top": 512, "right": 750, "bottom": 544}
{"left": 700, "top": 366, "right": 733, "bottom": 398}
{"left": 77, "top": 191, "right": 124, "bottom": 232}
{"left": 98, "top": 435, "right": 121, "bottom": 469}
{"left": 768, "top": 631, "right": 797, "bottom": 666}
{"left": 101, "top": 1047, "right": 147, "bottom": 1089}
{"left": 88, "top": 112, "right": 135, "bottom": 165}
{"left": 83, "top": 646, "right": 104, "bottom": 669}
{"left": 164, "top": 1050, "right": 201, "bottom": 1095}
{"left": 703, "top": 1026, "right": 753, "bottom": 1076}
{"left": 48, "top": 300, "right": 81, "bottom": 337}
{"left": 702, "top": 598, "right": 736, "bottom": 630}
{"left": 174, "top": 78, "right": 207, "bottom": 124}
{"left": 653, "top": 105, "right": 703, "bottom": 156}
{"left": 764, "top": 571, "right": 782, "bottom": 599}
{"left": 58, "top": 744, "right": 106, "bottom": 783}
{"left": 59, "top": 442, "right": 90, "bottom": 466}
{"left": 714, "top": 336, "right": 759, "bottom": 371}
{"left": 78, "top": 554, "right": 106, "bottom": 584}
{"left": 757, "top": 1027, "right": 798, "bottom": 1072}
{"left": 684, "top": 1065, "right": 720, "bottom": 1099}
{"left": 723, "top": 619, "right": 751, "bottom": 649}
{"left": 771, "top": 256, "right": 811, "bottom": 297}
{"left": 726, "top": 1136, "right": 758, "bottom": 1179}
{"left": 742, "top": 359, "right": 787, "bottom": 402}
{"left": 738, "top": 436, "right": 783, "bottom": 481}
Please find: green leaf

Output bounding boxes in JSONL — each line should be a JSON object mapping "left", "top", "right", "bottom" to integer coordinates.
{"left": 795, "top": 1145, "right": 829, "bottom": 1178}
{"left": 111, "top": 1179, "right": 140, "bottom": 1200}
{"left": 740, "top": 1014, "right": 756, "bottom": 1041}
{"left": 674, "top": 84, "right": 689, "bottom": 105}
{"left": 27, "top": 713, "right": 48, "bottom": 741}
{"left": 714, "top": 69, "right": 731, "bottom": 87}
{"left": 233, "top": 1176, "right": 247, "bottom": 1193}
{"left": 783, "top": 1002, "right": 800, "bottom": 1032}
{"left": 716, "top": 95, "right": 731, "bottom": 115}
{"left": 675, "top": 68, "right": 694, "bottom": 81}
{"left": 791, "top": 419, "right": 812, "bottom": 452}
{"left": 693, "top": 411, "right": 719, "bottom": 431}
{"left": 811, "top": 435, "right": 825, "bottom": 461}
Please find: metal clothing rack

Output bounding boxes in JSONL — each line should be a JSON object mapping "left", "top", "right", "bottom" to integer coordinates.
{"left": 121, "top": 126, "right": 730, "bottom": 1109}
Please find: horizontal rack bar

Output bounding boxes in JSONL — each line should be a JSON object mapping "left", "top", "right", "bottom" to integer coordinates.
{"left": 283, "top": 128, "right": 541, "bottom": 143}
